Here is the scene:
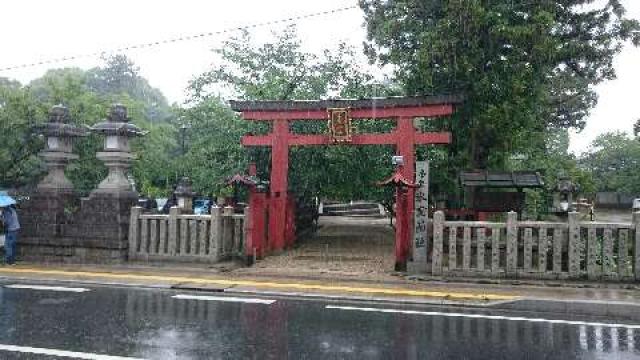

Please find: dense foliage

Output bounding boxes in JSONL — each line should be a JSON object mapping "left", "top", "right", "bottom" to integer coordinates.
{"left": 359, "top": 0, "right": 640, "bottom": 201}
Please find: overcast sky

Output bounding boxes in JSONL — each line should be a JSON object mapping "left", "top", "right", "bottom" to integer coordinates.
{"left": 1, "top": 0, "right": 638, "bottom": 154}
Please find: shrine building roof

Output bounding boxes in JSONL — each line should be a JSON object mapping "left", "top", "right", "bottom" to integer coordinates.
{"left": 229, "top": 95, "right": 463, "bottom": 112}
{"left": 460, "top": 171, "right": 544, "bottom": 189}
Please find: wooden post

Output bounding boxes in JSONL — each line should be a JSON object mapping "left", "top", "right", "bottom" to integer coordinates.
{"left": 568, "top": 212, "right": 580, "bottom": 278}
{"left": 209, "top": 206, "right": 222, "bottom": 260}
{"left": 634, "top": 212, "right": 640, "bottom": 281}
{"left": 168, "top": 206, "right": 179, "bottom": 256}
{"left": 128, "top": 206, "right": 143, "bottom": 260}
{"left": 432, "top": 211, "right": 444, "bottom": 275}
{"left": 506, "top": 211, "right": 518, "bottom": 276}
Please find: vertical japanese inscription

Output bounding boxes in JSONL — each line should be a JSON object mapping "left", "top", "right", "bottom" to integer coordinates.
{"left": 327, "top": 108, "right": 353, "bottom": 143}
{"left": 413, "top": 161, "right": 429, "bottom": 267}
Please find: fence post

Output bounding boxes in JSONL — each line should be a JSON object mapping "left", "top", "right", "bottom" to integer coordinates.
{"left": 568, "top": 212, "right": 580, "bottom": 278}
{"left": 634, "top": 212, "right": 640, "bottom": 281}
{"left": 506, "top": 211, "right": 518, "bottom": 277}
{"left": 168, "top": 206, "right": 179, "bottom": 256}
{"left": 243, "top": 206, "right": 253, "bottom": 266}
{"left": 223, "top": 206, "right": 234, "bottom": 258}
{"left": 128, "top": 206, "right": 143, "bottom": 260}
{"left": 209, "top": 206, "right": 222, "bottom": 260}
{"left": 432, "top": 211, "right": 444, "bottom": 275}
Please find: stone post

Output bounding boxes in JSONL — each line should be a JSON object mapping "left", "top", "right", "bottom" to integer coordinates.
{"left": 506, "top": 211, "right": 518, "bottom": 277}
{"left": 634, "top": 211, "right": 640, "bottom": 281}
{"left": 168, "top": 206, "right": 179, "bottom": 256}
{"left": 432, "top": 211, "right": 444, "bottom": 275}
{"left": 174, "top": 177, "right": 196, "bottom": 213}
{"left": 568, "top": 211, "right": 580, "bottom": 278}
{"left": 128, "top": 206, "right": 143, "bottom": 259}
{"left": 209, "top": 205, "right": 222, "bottom": 260}
{"left": 223, "top": 206, "right": 234, "bottom": 257}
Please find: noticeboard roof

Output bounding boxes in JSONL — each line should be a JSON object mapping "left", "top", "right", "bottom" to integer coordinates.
{"left": 460, "top": 171, "right": 544, "bottom": 189}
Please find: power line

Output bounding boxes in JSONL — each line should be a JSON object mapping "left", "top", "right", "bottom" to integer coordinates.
{"left": 0, "top": 5, "right": 358, "bottom": 73}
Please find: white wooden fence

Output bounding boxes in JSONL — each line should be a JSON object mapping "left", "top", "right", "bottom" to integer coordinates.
{"left": 427, "top": 211, "right": 640, "bottom": 281}
{"left": 128, "top": 206, "right": 247, "bottom": 263}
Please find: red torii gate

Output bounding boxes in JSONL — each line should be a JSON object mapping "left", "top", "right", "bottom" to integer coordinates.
{"left": 230, "top": 96, "right": 461, "bottom": 270}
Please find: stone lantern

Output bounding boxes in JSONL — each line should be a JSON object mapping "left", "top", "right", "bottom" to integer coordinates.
{"left": 89, "top": 104, "right": 146, "bottom": 196}
{"left": 553, "top": 175, "right": 579, "bottom": 214}
{"left": 34, "top": 105, "right": 87, "bottom": 193}
{"left": 174, "top": 177, "right": 196, "bottom": 212}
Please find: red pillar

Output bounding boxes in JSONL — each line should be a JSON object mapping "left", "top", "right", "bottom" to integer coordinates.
{"left": 395, "top": 186, "right": 411, "bottom": 271}
{"left": 395, "top": 117, "right": 416, "bottom": 270}
{"left": 247, "top": 190, "right": 267, "bottom": 260}
{"left": 285, "top": 195, "right": 296, "bottom": 248}
{"left": 269, "top": 120, "right": 289, "bottom": 252}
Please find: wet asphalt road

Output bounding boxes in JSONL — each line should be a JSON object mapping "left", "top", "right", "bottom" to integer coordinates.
{"left": 0, "top": 281, "right": 639, "bottom": 359}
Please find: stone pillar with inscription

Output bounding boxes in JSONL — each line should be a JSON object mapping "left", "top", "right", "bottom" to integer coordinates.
{"left": 410, "top": 160, "right": 429, "bottom": 273}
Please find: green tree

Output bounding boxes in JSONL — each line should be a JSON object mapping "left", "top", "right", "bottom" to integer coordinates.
{"left": 360, "top": 0, "right": 640, "bottom": 172}
{"left": 0, "top": 78, "right": 44, "bottom": 189}
{"left": 187, "top": 26, "right": 399, "bottom": 202}
{"left": 580, "top": 131, "right": 640, "bottom": 194}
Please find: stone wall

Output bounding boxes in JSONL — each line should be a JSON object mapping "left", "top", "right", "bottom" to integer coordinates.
{"left": 18, "top": 192, "right": 137, "bottom": 263}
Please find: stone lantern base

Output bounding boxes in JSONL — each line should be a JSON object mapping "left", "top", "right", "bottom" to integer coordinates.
{"left": 19, "top": 191, "right": 138, "bottom": 263}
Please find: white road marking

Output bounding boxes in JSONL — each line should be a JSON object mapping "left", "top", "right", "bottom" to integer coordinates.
{"left": 172, "top": 294, "right": 275, "bottom": 304}
{"left": 0, "top": 344, "right": 143, "bottom": 359}
{"left": 325, "top": 305, "right": 640, "bottom": 329}
{"left": 5, "top": 284, "right": 90, "bottom": 293}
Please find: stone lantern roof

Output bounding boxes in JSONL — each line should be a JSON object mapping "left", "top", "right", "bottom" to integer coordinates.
{"left": 174, "top": 177, "right": 197, "bottom": 197}
{"left": 89, "top": 104, "right": 147, "bottom": 137}
{"left": 33, "top": 105, "right": 88, "bottom": 137}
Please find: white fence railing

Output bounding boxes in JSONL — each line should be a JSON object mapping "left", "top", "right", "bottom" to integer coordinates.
{"left": 128, "top": 206, "right": 246, "bottom": 263}
{"left": 428, "top": 211, "right": 640, "bottom": 281}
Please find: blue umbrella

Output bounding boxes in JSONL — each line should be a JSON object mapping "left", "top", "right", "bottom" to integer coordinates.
{"left": 0, "top": 191, "right": 16, "bottom": 207}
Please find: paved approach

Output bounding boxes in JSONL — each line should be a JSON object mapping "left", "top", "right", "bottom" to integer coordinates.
{"left": 0, "top": 281, "right": 639, "bottom": 359}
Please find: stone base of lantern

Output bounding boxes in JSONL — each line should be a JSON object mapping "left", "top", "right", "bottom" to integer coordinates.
{"left": 18, "top": 191, "right": 138, "bottom": 264}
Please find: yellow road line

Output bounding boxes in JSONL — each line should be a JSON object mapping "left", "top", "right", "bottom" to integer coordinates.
{"left": 0, "top": 267, "right": 517, "bottom": 301}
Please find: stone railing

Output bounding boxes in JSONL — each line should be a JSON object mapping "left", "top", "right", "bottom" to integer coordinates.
{"left": 428, "top": 211, "right": 640, "bottom": 281}
{"left": 128, "top": 206, "right": 246, "bottom": 263}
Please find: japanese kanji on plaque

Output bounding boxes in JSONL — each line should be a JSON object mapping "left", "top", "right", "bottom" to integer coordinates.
{"left": 327, "top": 108, "right": 352, "bottom": 143}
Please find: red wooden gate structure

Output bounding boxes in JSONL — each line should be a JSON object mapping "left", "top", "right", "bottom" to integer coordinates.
{"left": 230, "top": 96, "right": 461, "bottom": 270}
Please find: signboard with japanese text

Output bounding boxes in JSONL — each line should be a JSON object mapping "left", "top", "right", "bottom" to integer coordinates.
{"left": 413, "top": 161, "right": 429, "bottom": 266}
{"left": 327, "top": 108, "right": 352, "bottom": 143}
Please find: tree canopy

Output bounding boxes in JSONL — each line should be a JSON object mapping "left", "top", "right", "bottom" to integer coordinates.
{"left": 360, "top": 0, "right": 640, "bottom": 169}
